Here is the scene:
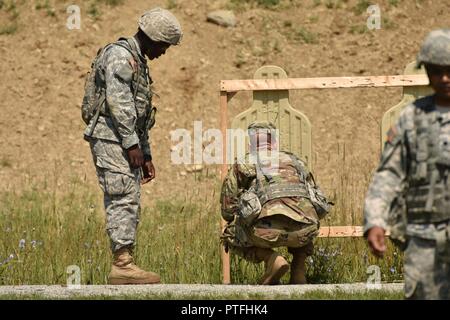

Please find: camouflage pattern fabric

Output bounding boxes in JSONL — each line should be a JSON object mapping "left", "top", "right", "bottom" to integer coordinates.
{"left": 89, "top": 138, "right": 141, "bottom": 252}
{"left": 364, "top": 95, "right": 450, "bottom": 299}
{"left": 221, "top": 151, "right": 322, "bottom": 259}
{"left": 85, "top": 37, "right": 153, "bottom": 253}
{"left": 404, "top": 236, "right": 450, "bottom": 299}
{"left": 417, "top": 29, "right": 450, "bottom": 67}
{"left": 138, "top": 7, "right": 182, "bottom": 45}
{"left": 84, "top": 37, "right": 152, "bottom": 158}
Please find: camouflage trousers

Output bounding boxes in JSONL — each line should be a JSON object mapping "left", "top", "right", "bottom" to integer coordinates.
{"left": 229, "top": 242, "right": 314, "bottom": 263}
{"left": 222, "top": 218, "right": 316, "bottom": 263}
{"left": 89, "top": 138, "right": 141, "bottom": 253}
{"left": 404, "top": 236, "right": 450, "bottom": 300}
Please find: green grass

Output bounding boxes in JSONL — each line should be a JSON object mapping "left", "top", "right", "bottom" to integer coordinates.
{"left": 167, "top": 0, "right": 178, "bottom": 10}
{"left": 228, "top": 0, "right": 280, "bottom": 10}
{"left": 324, "top": 0, "right": 343, "bottom": 9}
{"left": 0, "top": 0, "right": 19, "bottom": 35}
{"left": 388, "top": 0, "right": 400, "bottom": 6}
{"left": 0, "top": 175, "right": 222, "bottom": 285}
{"left": 35, "top": 0, "right": 56, "bottom": 17}
{"left": 294, "top": 27, "right": 318, "bottom": 44}
{"left": 0, "top": 23, "right": 17, "bottom": 35}
{"left": 350, "top": 25, "right": 368, "bottom": 34}
{"left": 0, "top": 290, "right": 403, "bottom": 300}
{"left": 353, "top": 0, "right": 372, "bottom": 15}
{"left": 87, "top": 2, "right": 100, "bottom": 19}
{"left": 98, "top": 0, "right": 124, "bottom": 6}
{"left": 0, "top": 165, "right": 403, "bottom": 286}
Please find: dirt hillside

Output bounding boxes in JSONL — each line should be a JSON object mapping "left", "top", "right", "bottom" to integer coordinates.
{"left": 0, "top": 0, "right": 449, "bottom": 212}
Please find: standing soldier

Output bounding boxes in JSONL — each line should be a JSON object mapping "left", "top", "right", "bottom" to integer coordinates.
{"left": 82, "top": 8, "right": 182, "bottom": 284}
{"left": 364, "top": 29, "right": 450, "bottom": 299}
{"left": 221, "top": 121, "right": 331, "bottom": 285}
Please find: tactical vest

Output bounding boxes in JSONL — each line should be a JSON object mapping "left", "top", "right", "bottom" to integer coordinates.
{"left": 253, "top": 151, "right": 310, "bottom": 206}
{"left": 406, "top": 96, "right": 450, "bottom": 223}
{"left": 84, "top": 37, "right": 155, "bottom": 138}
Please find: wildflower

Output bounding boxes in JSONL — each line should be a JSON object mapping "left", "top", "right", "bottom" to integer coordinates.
{"left": 1, "top": 254, "right": 15, "bottom": 266}
{"left": 31, "top": 240, "right": 37, "bottom": 248}
{"left": 19, "top": 239, "right": 26, "bottom": 250}
{"left": 390, "top": 267, "right": 396, "bottom": 274}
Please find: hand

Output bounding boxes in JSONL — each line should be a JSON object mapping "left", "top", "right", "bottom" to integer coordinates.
{"left": 127, "top": 145, "right": 144, "bottom": 169}
{"left": 141, "top": 160, "right": 155, "bottom": 184}
{"left": 367, "top": 226, "right": 387, "bottom": 258}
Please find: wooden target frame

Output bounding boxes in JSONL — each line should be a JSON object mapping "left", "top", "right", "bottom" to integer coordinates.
{"left": 219, "top": 69, "right": 429, "bottom": 284}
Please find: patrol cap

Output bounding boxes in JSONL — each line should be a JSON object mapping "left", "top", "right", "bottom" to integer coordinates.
{"left": 138, "top": 7, "right": 183, "bottom": 46}
{"left": 417, "top": 29, "right": 450, "bottom": 68}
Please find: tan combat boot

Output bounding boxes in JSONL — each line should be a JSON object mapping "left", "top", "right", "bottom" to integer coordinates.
{"left": 289, "top": 247, "right": 308, "bottom": 284}
{"left": 108, "top": 247, "right": 161, "bottom": 285}
{"left": 256, "top": 248, "right": 289, "bottom": 285}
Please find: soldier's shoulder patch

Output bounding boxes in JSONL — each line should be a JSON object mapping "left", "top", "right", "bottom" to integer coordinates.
{"left": 128, "top": 58, "right": 138, "bottom": 73}
{"left": 386, "top": 126, "right": 400, "bottom": 144}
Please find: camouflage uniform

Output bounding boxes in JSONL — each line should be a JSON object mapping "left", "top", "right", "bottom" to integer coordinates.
{"left": 84, "top": 37, "right": 152, "bottom": 253}
{"left": 364, "top": 30, "right": 450, "bottom": 300}
{"left": 221, "top": 139, "right": 329, "bottom": 263}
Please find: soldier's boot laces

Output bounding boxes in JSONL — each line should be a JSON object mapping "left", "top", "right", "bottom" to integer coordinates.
{"left": 289, "top": 247, "right": 308, "bottom": 285}
{"left": 256, "top": 248, "right": 289, "bottom": 285}
{"left": 108, "top": 247, "right": 160, "bottom": 285}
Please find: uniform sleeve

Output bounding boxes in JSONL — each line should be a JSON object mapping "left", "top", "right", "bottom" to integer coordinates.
{"left": 363, "top": 119, "right": 408, "bottom": 234}
{"left": 140, "top": 131, "right": 152, "bottom": 160}
{"left": 103, "top": 46, "right": 139, "bottom": 150}
{"left": 220, "top": 164, "right": 241, "bottom": 222}
{"left": 220, "top": 160, "right": 256, "bottom": 222}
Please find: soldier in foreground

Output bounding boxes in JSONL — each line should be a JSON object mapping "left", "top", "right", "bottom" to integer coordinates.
{"left": 221, "top": 121, "right": 331, "bottom": 285}
{"left": 81, "top": 8, "right": 182, "bottom": 284}
{"left": 364, "top": 29, "right": 450, "bottom": 299}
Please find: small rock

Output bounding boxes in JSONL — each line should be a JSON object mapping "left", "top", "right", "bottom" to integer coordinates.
{"left": 206, "top": 10, "right": 236, "bottom": 28}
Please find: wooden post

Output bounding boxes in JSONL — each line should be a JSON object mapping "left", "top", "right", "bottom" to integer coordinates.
{"left": 220, "top": 90, "right": 231, "bottom": 285}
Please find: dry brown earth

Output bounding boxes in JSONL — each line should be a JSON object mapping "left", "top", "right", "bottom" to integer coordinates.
{"left": 0, "top": 0, "right": 449, "bottom": 221}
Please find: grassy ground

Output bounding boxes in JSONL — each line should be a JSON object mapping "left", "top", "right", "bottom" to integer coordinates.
{"left": 0, "top": 168, "right": 403, "bottom": 286}
{"left": 0, "top": 290, "right": 403, "bottom": 300}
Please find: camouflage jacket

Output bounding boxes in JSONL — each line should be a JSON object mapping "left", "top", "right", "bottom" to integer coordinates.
{"left": 364, "top": 95, "right": 450, "bottom": 240}
{"left": 84, "top": 37, "right": 152, "bottom": 158}
{"left": 220, "top": 150, "right": 322, "bottom": 225}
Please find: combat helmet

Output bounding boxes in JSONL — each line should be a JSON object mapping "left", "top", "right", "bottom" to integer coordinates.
{"left": 248, "top": 121, "right": 277, "bottom": 132}
{"left": 138, "top": 7, "right": 183, "bottom": 45}
{"left": 417, "top": 29, "right": 450, "bottom": 67}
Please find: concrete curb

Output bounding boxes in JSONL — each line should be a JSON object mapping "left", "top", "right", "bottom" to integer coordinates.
{"left": 0, "top": 283, "right": 404, "bottom": 299}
